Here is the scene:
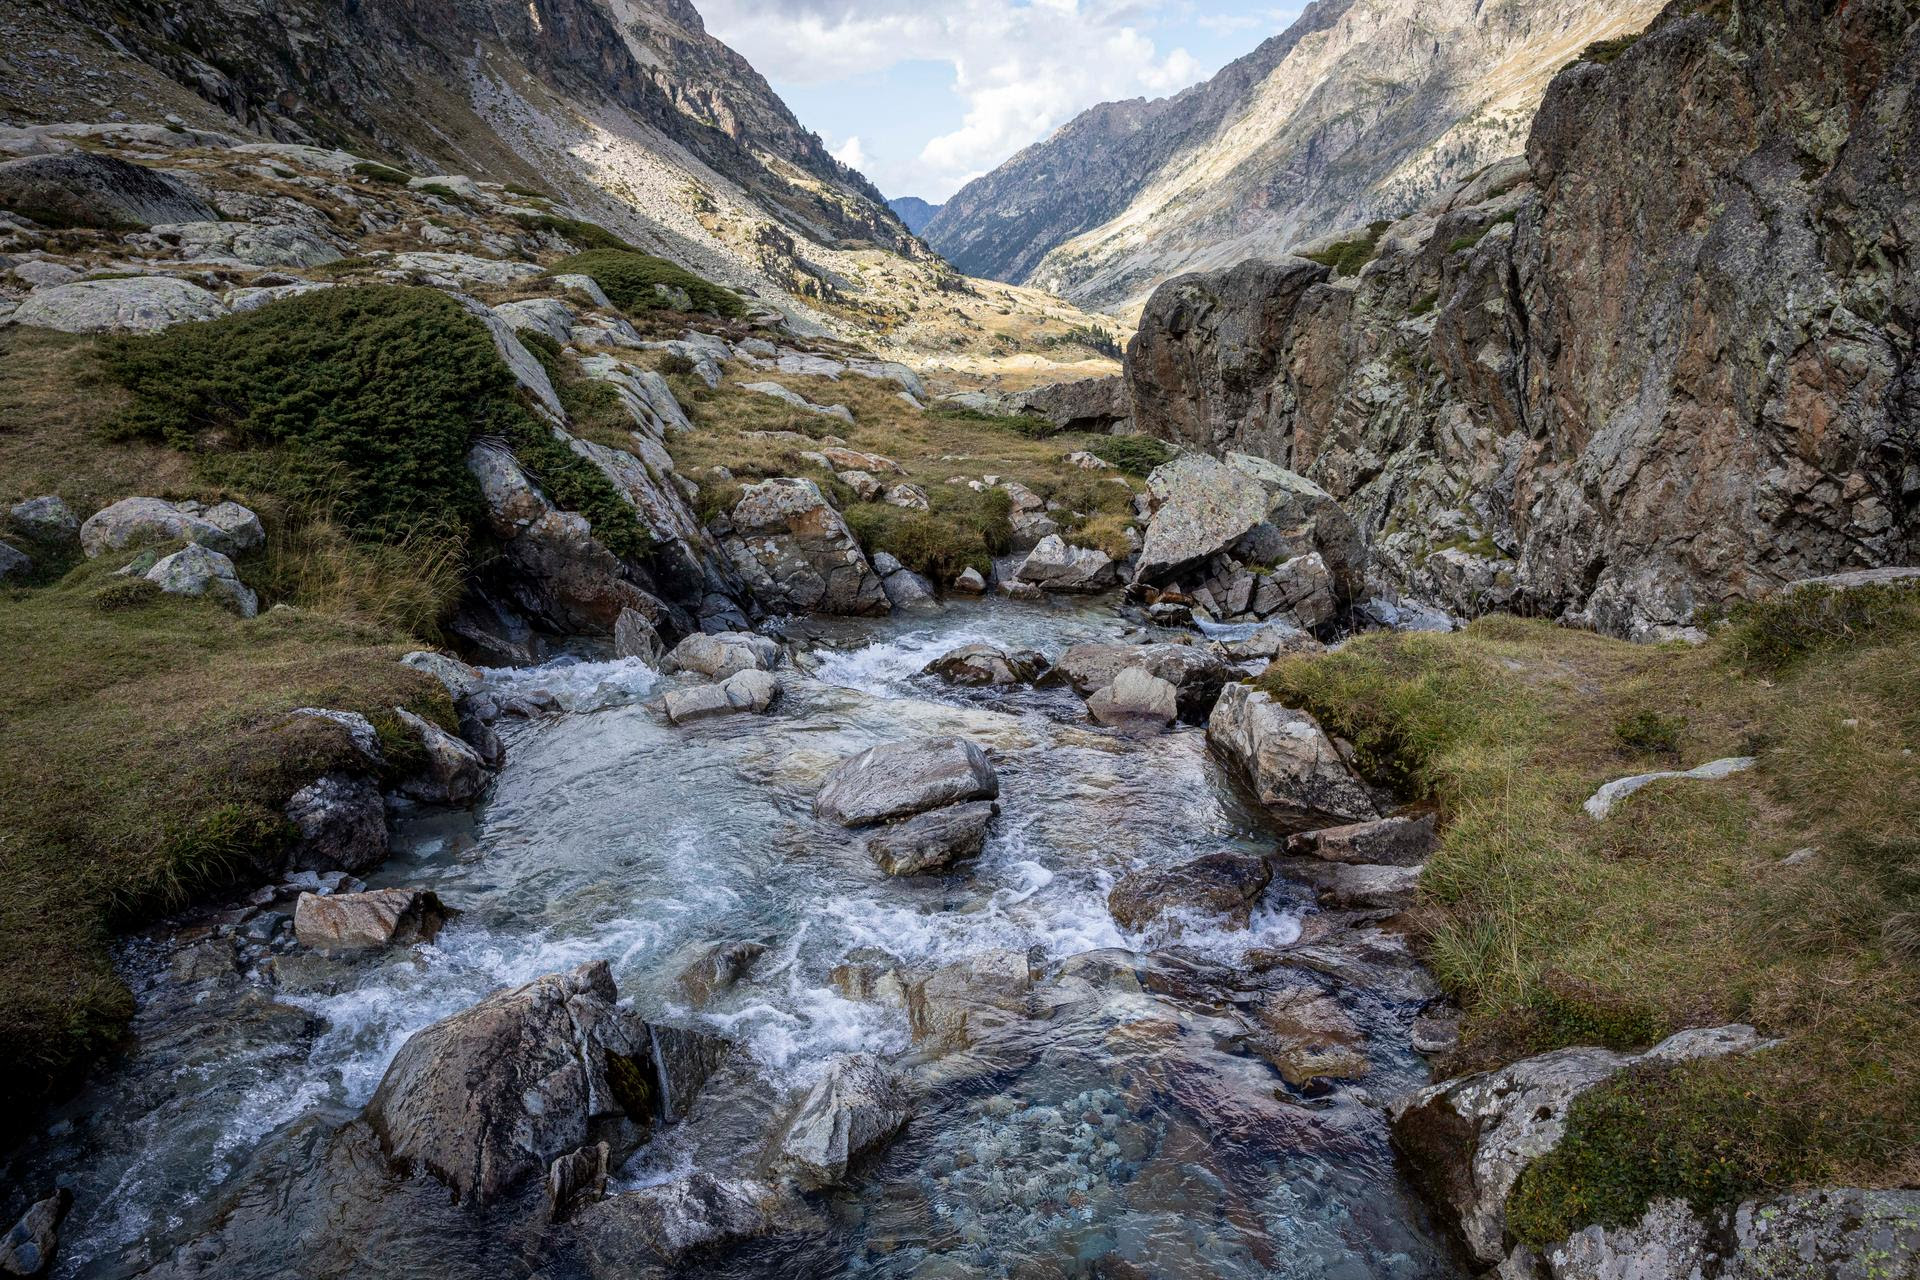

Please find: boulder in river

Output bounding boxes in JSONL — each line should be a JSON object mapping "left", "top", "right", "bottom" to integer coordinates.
{"left": 1086, "top": 666, "right": 1180, "bottom": 732}
{"left": 675, "top": 940, "right": 768, "bottom": 1007}
{"left": 864, "top": 800, "right": 999, "bottom": 876}
{"left": 613, "top": 607, "right": 665, "bottom": 663}
{"left": 1246, "top": 984, "right": 1370, "bottom": 1086}
{"left": 0, "top": 1188, "right": 69, "bottom": 1277}
{"left": 664, "top": 669, "right": 780, "bottom": 723}
{"left": 391, "top": 707, "right": 491, "bottom": 805}
{"left": 1282, "top": 859, "right": 1423, "bottom": 911}
{"left": 577, "top": 1173, "right": 789, "bottom": 1273}
{"left": 664, "top": 630, "right": 779, "bottom": 680}
{"left": 1107, "top": 852, "right": 1272, "bottom": 932}
{"left": 906, "top": 949, "right": 1034, "bottom": 1054}
{"left": 813, "top": 736, "right": 998, "bottom": 827}
{"left": 769, "top": 1052, "right": 910, "bottom": 1190}
{"left": 292, "top": 887, "right": 453, "bottom": 952}
{"left": 722, "top": 478, "right": 889, "bottom": 616}
{"left": 1207, "top": 683, "right": 1378, "bottom": 826}
{"left": 1048, "top": 640, "right": 1229, "bottom": 721}
{"left": 922, "top": 642, "right": 1044, "bottom": 686}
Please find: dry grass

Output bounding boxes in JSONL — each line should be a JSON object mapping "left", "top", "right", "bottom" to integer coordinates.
{"left": 1259, "top": 600, "right": 1920, "bottom": 1235}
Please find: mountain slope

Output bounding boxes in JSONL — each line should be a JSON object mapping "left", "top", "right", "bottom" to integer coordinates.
{"left": 925, "top": 0, "right": 1664, "bottom": 313}
{"left": 887, "top": 197, "right": 941, "bottom": 235}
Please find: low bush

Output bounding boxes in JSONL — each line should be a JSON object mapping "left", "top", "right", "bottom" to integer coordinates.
{"left": 1612, "top": 707, "right": 1687, "bottom": 757}
{"left": 845, "top": 487, "right": 1012, "bottom": 582}
{"left": 550, "top": 249, "right": 745, "bottom": 319}
{"left": 1303, "top": 220, "right": 1392, "bottom": 277}
{"left": 1088, "top": 436, "right": 1175, "bottom": 476}
{"left": 511, "top": 213, "right": 634, "bottom": 253}
{"left": 1721, "top": 581, "right": 1920, "bottom": 673}
{"left": 351, "top": 160, "right": 412, "bottom": 185}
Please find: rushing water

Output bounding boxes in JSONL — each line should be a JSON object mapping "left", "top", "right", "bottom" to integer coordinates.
{"left": 6, "top": 594, "right": 1464, "bottom": 1279}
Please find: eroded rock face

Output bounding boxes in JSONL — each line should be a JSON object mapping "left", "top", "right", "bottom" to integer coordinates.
{"left": 1123, "top": 3, "right": 1920, "bottom": 637}
{"left": 722, "top": 478, "right": 888, "bottom": 616}
{"left": 1207, "top": 683, "right": 1377, "bottom": 827}
{"left": 813, "top": 736, "right": 999, "bottom": 827}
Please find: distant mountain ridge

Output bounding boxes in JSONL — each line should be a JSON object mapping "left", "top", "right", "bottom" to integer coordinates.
{"left": 887, "top": 197, "right": 942, "bottom": 235}
{"left": 924, "top": 0, "right": 1665, "bottom": 312}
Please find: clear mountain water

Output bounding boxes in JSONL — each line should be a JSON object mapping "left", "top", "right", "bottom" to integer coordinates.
{"left": 7, "top": 595, "right": 1464, "bottom": 1279}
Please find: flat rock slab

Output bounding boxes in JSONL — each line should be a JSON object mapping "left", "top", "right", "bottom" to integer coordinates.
{"left": 865, "top": 801, "right": 999, "bottom": 876}
{"left": 13, "top": 275, "right": 226, "bottom": 332}
{"left": 814, "top": 736, "right": 999, "bottom": 827}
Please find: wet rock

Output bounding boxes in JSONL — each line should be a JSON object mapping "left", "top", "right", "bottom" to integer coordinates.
{"left": 546, "top": 1141, "right": 609, "bottom": 1223}
{"left": 665, "top": 630, "right": 778, "bottom": 679}
{"left": 906, "top": 949, "right": 1034, "bottom": 1053}
{"left": 292, "top": 887, "right": 452, "bottom": 951}
{"left": 664, "top": 669, "right": 780, "bottom": 723}
{"left": 11, "top": 276, "right": 227, "bottom": 333}
{"left": 723, "top": 478, "right": 888, "bottom": 616}
{"left": 1283, "top": 859, "right": 1423, "bottom": 910}
{"left": 284, "top": 773, "right": 388, "bottom": 874}
{"left": 0, "top": 1188, "right": 69, "bottom": 1277}
{"left": 1246, "top": 985, "right": 1370, "bottom": 1086}
{"left": 1583, "top": 756, "right": 1756, "bottom": 820}
{"left": 676, "top": 940, "right": 767, "bottom": 1007}
{"left": 391, "top": 706, "right": 491, "bottom": 805}
{"left": 578, "top": 1174, "right": 789, "bottom": 1272}
{"left": 1410, "top": 1007, "right": 1462, "bottom": 1056}
{"left": 814, "top": 736, "right": 999, "bottom": 827}
{"left": 144, "top": 542, "right": 258, "bottom": 616}
{"left": 1049, "top": 641, "right": 1229, "bottom": 721}
{"left": 1086, "top": 666, "right": 1180, "bottom": 732}
{"left": 1107, "top": 852, "right": 1272, "bottom": 932}
{"left": 1016, "top": 534, "right": 1121, "bottom": 592}
{"left": 80, "top": 496, "right": 260, "bottom": 558}
{"left": 0, "top": 151, "right": 216, "bottom": 228}
{"left": 865, "top": 801, "right": 999, "bottom": 876}
{"left": 7, "top": 496, "right": 79, "bottom": 548}
{"left": 365, "top": 960, "right": 653, "bottom": 1205}
{"left": 1207, "top": 683, "right": 1378, "bottom": 826}
{"left": 1391, "top": 1025, "right": 1772, "bottom": 1265}
{"left": 873, "top": 552, "right": 938, "bottom": 610}
{"left": 1287, "top": 813, "right": 1436, "bottom": 866}
{"left": 923, "top": 642, "right": 1043, "bottom": 686}
{"left": 952, "top": 566, "right": 988, "bottom": 594}
{"left": 769, "top": 1052, "right": 910, "bottom": 1189}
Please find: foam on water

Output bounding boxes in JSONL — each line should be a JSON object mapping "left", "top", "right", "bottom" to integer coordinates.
{"left": 807, "top": 626, "right": 1000, "bottom": 697}
{"left": 477, "top": 654, "right": 661, "bottom": 712}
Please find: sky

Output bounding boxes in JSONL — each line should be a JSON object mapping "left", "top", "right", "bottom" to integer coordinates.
{"left": 692, "top": 0, "right": 1305, "bottom": 204}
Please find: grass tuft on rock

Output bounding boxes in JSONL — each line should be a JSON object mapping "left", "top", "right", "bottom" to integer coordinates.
{"left": 1302, "top": 220, "right": 1393, "bottom": 277}
{"left": 550, "top": 248, "right": 745, "bottom": 319}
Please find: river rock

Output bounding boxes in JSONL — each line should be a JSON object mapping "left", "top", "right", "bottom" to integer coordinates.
{"left": 664, "top": 669, "right": 780, "bottom": 723}
{"left": 1283, "top": 858, "right": 1423, "bottom": 910}
{"left": 952, "top": 566, "right": 987, "bottom": 594}
{"left": 292, "top": 887, "right": 452, "bottom": 951}
{"left": 1086, "top": 666, "right": 1180, "bottom": 731}
{"left": 80, "top": 496, "right": 259, "bottom": 558}
{"left": 770, "top": 1052, "right": 910, "bottom": 1189}
{"left": 675, "top": 940, "right": 767, "bottom": 1007}
{"left": 906, "top": 949, "right": 1034, "bottom": 1053}
{"left": 864, "top": 801, "right": 999, "bottom": 876}
{"left": 283, "top": 773, "right": 388, "bottom": 874}
{"left": 144, "top": 542, "right": 258, "bottom": 616}
{"left": 391, "top": 706, "right": 490, "bottom": 805}
{"left": 1246, "top": 985, "right": 1370, "bottom": 1086}
{"left": 1016, "top": 534, "right": 1120, "bottom": 592}
{"left": 1288, "top": 813, "right": 1436, "bottom": 866}
{"left": 577, "top": 1174, "right": 786, "bottom": 1273}
{"left": 8, "top": 495, "right": 79, "bottom": 548}
{"left": 1107, "top": 852, "right": 1272, "bottom": 932}
{"left": 1391, "top": 1025, "right": 1772, "bottom": 1265}
{"left": 813, "top": 736, "right": 998, "bottom": 827}
{"left": 1049, "top": 641, "right": 1229, "bottom": 721}
{"left": 11, "top": 275, "right": 227, "bottom": 333}
{"left": 1207, "top": 683, "right": 1378, "bottom": 825}
{"left": 723, "top": 478, "right": 888, "bottom": 616}
{"left": 1215, "top": 620, "right": 1322, "bottom": 661}
{"left": 923, "top": 642, "right": 1043, "bottom": 686}
{"left": 0, "top": 1189, "right": 69, "bottom": 1277}
{"left": 0, "top": 151, "right": 216, "bottom": 228}
{"left": 665, "top": 630, "right": 778, "bottom": 679}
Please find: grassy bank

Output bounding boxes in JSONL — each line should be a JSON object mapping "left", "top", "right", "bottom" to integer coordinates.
{"left": 1258, "top": 588, "right": 1920, "bottom": 1240}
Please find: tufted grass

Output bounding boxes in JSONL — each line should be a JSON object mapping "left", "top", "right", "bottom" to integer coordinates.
{"left": 1258, "top": 600, "right": 1920, "bottom": 1238}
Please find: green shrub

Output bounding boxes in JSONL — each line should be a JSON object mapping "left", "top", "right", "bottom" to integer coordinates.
{"left": 417, "top": 182, "right": 469, "bottom": 205}
{"left": 1410, "top": 290, "right": 1440, "bottom": 317}
{"left": 1303, "top": 220, "right": 1392, "bottom": 278}
{"left": 511, "top": 213, "right": 634, "bottom": 253}
{"left": 351, "top": 160, "right": 412, "bottom": 185}
{"left": 1612, "top": 708, "right": 1687, "bottom": 757}
{"left": 503, "top": 182, "right": 550, "bottom": 201}
{"left": 1088, "top": 436, "right": 1175, "bottom": 476}
{"left": 550, "top": 249, "right": 744, "bottom": 319}
{"left": 1447, "top": 210, "right": 1518, "bottom": 254}
{"left": 91, "top": 577, "right": 162, "bottom": 612}
{"left": 1721, "top": 582, "right": 1920, "bottom": 674}
{"left": 845, "top": 488, "right": 1012, "bottom": 582}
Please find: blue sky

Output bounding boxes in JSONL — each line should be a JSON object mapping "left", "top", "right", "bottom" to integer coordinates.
{"left": 692, "top": 0, "right": 1305, "bottom": 203}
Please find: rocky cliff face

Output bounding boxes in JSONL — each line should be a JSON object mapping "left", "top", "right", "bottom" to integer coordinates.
{"left": 925, "top": 0, "right": 1663, "bottom": 313}
{"left": 1125, "top": 0, "right": 1920, "bottom": 638}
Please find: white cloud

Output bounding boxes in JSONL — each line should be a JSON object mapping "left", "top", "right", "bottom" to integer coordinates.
{"left": 693, "top": 0, "right": 1217, "bottom": 199}
{"left": 830, "top": 134, "right": 868, "bottom": 170}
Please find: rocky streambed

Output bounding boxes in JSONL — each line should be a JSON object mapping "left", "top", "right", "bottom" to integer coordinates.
{"left": 7, "top": 595, "right": 1474, "bottom": 1279}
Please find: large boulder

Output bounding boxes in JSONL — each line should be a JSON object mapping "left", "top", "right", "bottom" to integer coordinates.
{"left": 1016, "top": 534, "right": 1121, "bottom": 593}
{"left": 144, "top": 542, "right": 258, "bottom": 616}
{"left": 722, "top": 478, "right": 888, "bottom": 616}
{"left": 1207, "top": 683, "right": 1378, "bottom": 826}
{"left": 0, "top": 152, "right": 216, "bottom": 228}
{"left": 80, "top": 497, "right": 260, "bottom": 558}
{"left": 664, "top": 631, "right": 778, "bottom": 680}
{"left": 1085, "top": 666, "right": 1180, "bottom": 732}
{"left": 141, "top": 220, "right": 342, "bottom": 268}
{"left": 1391, "top": 1025, "right": 1771, "bottom": 1266}
{"left": 391, "top": 707, "right": 491, "bottom": 805}
{"left": 8, "top": 495, "right": 79, "bottom": 549}
{"left": 1107, "top": 852, "right": 1272, "bottom": 931}
{"left": 922, "top": 643, "right": 1043, "bottom": 686}
{"left": 864, "top": 801, "right": 999, "bottom": 876}
{"left": 12, "top": 276, "right": 227, "bottom": 333}
{"left": 769, "top": 1053, "right": 910, "bottom": 1189}
{"left": 0, "top": 1189, "right": 69, "bottom": 1277}
{"left": 292, "top": 888, "right": 452, "bottom": 952}
{"left": 813, "top": 736, "right": 998, "bottom": 827}
{"left": 663, "top": 669, "right": 779, "bottom": 724}
{"left": 1015, "top": 375, "right": 1130, "bottom": 432}
{"left": 1048, "top": 641, "right": 1229, "bottom": 721}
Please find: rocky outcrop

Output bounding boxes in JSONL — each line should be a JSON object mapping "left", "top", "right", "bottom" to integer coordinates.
{"left": 719, "top": 478, "right": 888, "bottom": 617}
{"left": 813, "top": 736, "right": 999, "bottom": 828}
{"left": 664, "top": 630, "right": 778, "bottom": 680}
{"left": 390, "top": 707, "right": 491, "bottom": 806}
{"left": 11, "top": 275, "right": 227, "bottom": 332}
{"left": 1013, "top": 376, "right": 1130, "bottom": 433}
{"left": 1207, "top": 683, "right": 1378, "bottom": 826}
{"left": 1124, "top": 1, "right": 1920, "bottom": 637}
{"left": 0, "top": 151, "right": 216, "bottom": 228}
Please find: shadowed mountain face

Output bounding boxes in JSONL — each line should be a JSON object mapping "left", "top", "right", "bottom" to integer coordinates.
{"left": 924, "top": 0, "right": 1663, "bottom": 313}
{"left": 887, "top": 197, "right": 942, "bottom": 235}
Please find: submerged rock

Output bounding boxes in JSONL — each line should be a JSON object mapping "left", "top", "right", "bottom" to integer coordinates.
{"left": 864, "top": 800, "right": 999, "bottom": 876}
{"left": 577, "top": 1174, "right": 788, "bottom": 1273}
{"left": 1246, "top": 985, "right": 1370, "bottom": 1086}
{"left": 813, "top": 736, "right": 998, "bottom": 827}
{"left": 770, "top": 1053, "right": 910, "bottom": 1189}
{"left": 1207, "top": 683, "right": 1378, "bottom": 826}
{"left": 1107, "top": 852, "right": 1272, "bottom": 932}
{"left": 906, "top": 949, "right": 1034, "bottom": 1053}
{"left": 675, "top": 940, "right": 768, "bottom": 1007}
{"left": 292, "top": 888, "right": 452, "bottom": 952}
